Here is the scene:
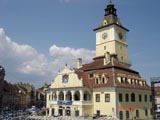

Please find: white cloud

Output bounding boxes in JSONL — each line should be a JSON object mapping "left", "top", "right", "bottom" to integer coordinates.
{"left": 0, "top": 28, "right": 95, "bottom": 88}
{"left": 48, "top": 45, "right": 95, "bottom": 75}
{"left": 0, "top": 28, "right": 50, "bottom": 76}
{"left": 49, "top": 45, "right": 95, "bottom": 60}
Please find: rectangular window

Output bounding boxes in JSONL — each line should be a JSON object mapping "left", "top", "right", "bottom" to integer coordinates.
{"left": 125, "top": 94, "right": 129, "bottom": 102}
{"left": 144, "top": 95, "right": 147, "bottom": 102}
{"left": 119, "top": 93, "right": 123, "bottom": 102}
{"left": 119, "top": 111, "right": 123, "bottom": 120}
{"left": 150, "top": 95, "right": 152, "bottom": 102}
{"left": 136, "top": 110, "right": 139, "bottom": 118}
{"left": 139, "top": 94, "right": 142, "bottom": 102}
{"left": 105, "top": 94, "right": 110, "bottom": 102}
{"left": 145, "top": 109, "right": 148, "bottom": 116}
{"left": 126, "top": 111, "right": 129, "bottom": 119}
{"left": 96, "top": 94, "right": 100, "bottom": 102}
{"left": 150, "top": 109, "right": 153, "bottom": 115}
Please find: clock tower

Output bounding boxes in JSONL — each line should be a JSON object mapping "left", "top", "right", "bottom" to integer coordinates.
{"left": 93, "top": 1, "right": 130, "bottom": 65}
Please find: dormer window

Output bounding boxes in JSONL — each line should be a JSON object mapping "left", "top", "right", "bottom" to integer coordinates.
{"left": 137, "top": 80, "right": 140, "bottom": 85}
{"left": 121, "top": 77, "right": 124, "bottom": 84}
{"left": 131, "top": 79, "right": 133, "bottom": 85}
{"left": 62, "top": 74, "right": 68, "bottom": 83}
{"left": 125, "top": 78, "right": 128, "bottom": 84}
{"left": 96, "top": 78, "right": 99, "bottom": 84}
{"left": 102, "top": 77, "right": 105, "bottom": 83}
{"left": 89, "top": 73, "right": 94, "bottom": 78}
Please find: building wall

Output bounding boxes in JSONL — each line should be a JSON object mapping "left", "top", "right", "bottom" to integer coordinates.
{"left": 92, "top": 88, "right": 116, "bottom": 116}
{"left": 51, "top": 66, "right": 83, "bottom": 89}
{"left": 116, "top": 88, "right": 152, "bottom": 120}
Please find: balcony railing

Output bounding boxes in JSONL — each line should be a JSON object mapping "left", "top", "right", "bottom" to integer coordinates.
{"left": 50, "top": 100, "right": 92, "bottom": 106}
{"left": 57, "top": 100, "right": 72, "bottom": 105}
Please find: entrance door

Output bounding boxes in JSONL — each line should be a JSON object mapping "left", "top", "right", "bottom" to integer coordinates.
{"left": 66, "top": 110, "right": 71, "bottom": 116}
{"left": 75, "top": 110, "right": 79, "bottom": 116}
{"left": 58, "top": 109, "right": 63, "bottom": 116}
{"left": 51, "top": 108, "right": 54, "bottom": 116}
{"left": 96, "top": 110, "right": 100, "bottom": 116}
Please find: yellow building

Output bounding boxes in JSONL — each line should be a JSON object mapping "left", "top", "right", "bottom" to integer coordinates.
{"left": 46, "top": 1, "right": 152, "bottom": 120}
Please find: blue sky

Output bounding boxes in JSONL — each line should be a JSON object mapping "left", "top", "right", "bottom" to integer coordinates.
{"left": 0, "top": 0, "right": 160, "bottom": 88}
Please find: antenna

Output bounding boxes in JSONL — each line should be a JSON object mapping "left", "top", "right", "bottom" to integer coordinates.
{"left": 109, "top": 0, "right": 112, "bottom": 4}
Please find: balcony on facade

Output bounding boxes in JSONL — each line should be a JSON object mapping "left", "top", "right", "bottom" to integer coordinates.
{"left": 48, "top": 90, "right": 92, "bottom": 106}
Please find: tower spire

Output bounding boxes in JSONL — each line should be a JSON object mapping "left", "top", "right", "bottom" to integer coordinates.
{"left": 109, "top": 0, "right": 112, "bottom": 4}
{"left": 105, "top": 0, "right": 117, "bottom": 16}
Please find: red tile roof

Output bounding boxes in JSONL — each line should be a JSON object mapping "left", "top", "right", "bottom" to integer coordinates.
{"left": 76, "top": 54, "right": 150, "bottom": 90}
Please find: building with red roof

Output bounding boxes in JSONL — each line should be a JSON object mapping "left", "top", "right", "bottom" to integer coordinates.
{"left": 46, "top": 1, "right": 152, "bottom": 119}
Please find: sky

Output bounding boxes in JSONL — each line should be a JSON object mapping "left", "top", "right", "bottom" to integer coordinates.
{"left": 0, "top": 0, "right": 160, "bottom": 88}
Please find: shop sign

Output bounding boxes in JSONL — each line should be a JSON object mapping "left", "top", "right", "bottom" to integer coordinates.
{"left": 57, "top": 100, "right": 72, "bottom": 105}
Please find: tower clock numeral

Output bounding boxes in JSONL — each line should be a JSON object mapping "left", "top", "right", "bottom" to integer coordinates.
{"left": 119, "top": 32, "right": 123, "bottom": 40}
{"left": 102, "top": 33, "right": 107, "bottom": 39}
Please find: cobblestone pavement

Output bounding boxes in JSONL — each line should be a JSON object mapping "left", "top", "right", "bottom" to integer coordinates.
{"left": 3, "top": 115, "right": 119, "bottom": 120}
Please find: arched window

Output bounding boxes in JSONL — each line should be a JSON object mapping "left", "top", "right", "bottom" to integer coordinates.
{"left": 74, "top": 91, "right": 80, "bottom": 101}
{"left": 84, "top": 91, "right": 91, "bottom": 101}
{"left": 66, "top": 91, "right": 72, "bottom": 101}
{"left": 131, "top": 93, "right": 135, "bottom": 102}
{"left": 52, "top": 92, "right": 57, "bottom": 101}
{"left": 59, "top": 91, "right": 64, "bottom": 100}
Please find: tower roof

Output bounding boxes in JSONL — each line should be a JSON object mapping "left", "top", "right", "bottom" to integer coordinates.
{"left": 93, "top": 1, "right": 129, "bottom": 31}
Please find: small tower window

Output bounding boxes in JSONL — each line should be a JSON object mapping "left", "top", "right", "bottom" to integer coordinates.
{"left": 121, "top": 56, "right": 123, "bottom": 60}
{"left": 103, "top": 20, "right": 107, "bottom": 25}
{"left": 104, "top": 46, "right": 106, "bottom": 50}
{"left": 120, "top": 46, "right": 122, "bottom": 50}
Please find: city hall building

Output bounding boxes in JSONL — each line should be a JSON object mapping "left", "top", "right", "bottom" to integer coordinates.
{"left": 46, "top": 1, "right": 152, "bottom": 119}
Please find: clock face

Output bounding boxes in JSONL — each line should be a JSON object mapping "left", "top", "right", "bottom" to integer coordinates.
{"left": 118, "top": 32, "right": 123, "bottom": 40}
{"left": 102, "top": 32, "right": 107, "bottom": 40}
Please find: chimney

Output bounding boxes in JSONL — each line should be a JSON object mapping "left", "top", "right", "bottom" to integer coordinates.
{"left": 77, "top": 58, "right": 82, "bottom": 69}
{"left": 104, "top": 52, "right": 110, "bottom": 65}
{"left": 110, "top": 53, "right": 118, "bottom": 60}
